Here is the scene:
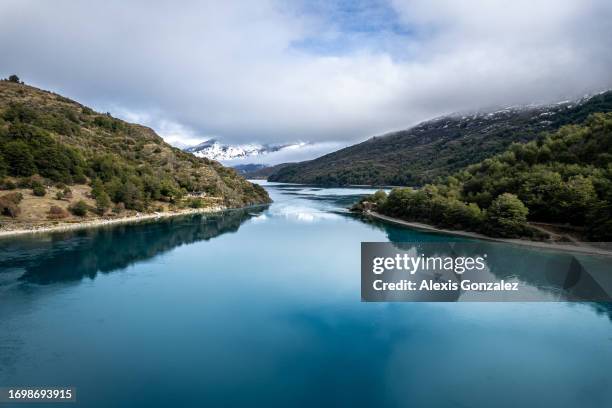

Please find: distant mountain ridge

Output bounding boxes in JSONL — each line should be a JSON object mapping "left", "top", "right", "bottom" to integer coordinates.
{"left": 232, "top": 163, "right": 293, "bottom": 179}
{"left": 269, "top": 91, "right": 612, "bottom": 186}
{"left": 185, "top": 139, "right": 307, "bottom": 161}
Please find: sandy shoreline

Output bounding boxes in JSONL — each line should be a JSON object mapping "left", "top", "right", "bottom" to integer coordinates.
{"left": 367, "top": 211, "right": 612, "bottom": 257}
{"left": 0, "top": 206, "right": 227, "bottom": 239}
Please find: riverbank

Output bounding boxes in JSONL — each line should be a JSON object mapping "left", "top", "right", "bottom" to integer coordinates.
{"left": 366, "top": 211, "right": 612, "bottom": 257}
{"left": 0, "top": 206, "right": 228, "bottom": 238}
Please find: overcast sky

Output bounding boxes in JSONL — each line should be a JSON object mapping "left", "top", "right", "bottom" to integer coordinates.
{"left": 1, "top": 0, "right": 611, "bottom": 156}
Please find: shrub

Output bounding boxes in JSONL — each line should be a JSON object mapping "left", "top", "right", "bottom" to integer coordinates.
{"left": 15, "top": 180, "right": 27, "bottom": 189}
{"left": 112, "top": 202, "right": 125, "bottom": 214}
{"left": 484, "top": 193, "right": 529, "bottom": 238}
{"left": 351, "top": 190, "right": 388, "bottom": 212}
{"left": 90, "top": 178, "right": 105, "bottom": 199}
{"left": 188, "top": 198, "right": 205, "bottom": 208}
{"left": 69, "top": 200, "right": 88, "bottom": 216}
{"left": 2, "top": 192, "right": 23, "bottom": 203}
{"left": 62, "top": 187, "right": 73, "bottom": 199}
{"left": 0, "top": 192, "right": 23, "bottom": 217}
{"left": 8, "top": 74, "right": 20, "bottom": 83}
{"left": 0, "top": 179, "right": 16, "bottom": 190}
{"left": 47, "top": 205, "right": 68, "bottom": 219}
{"left": 3, "top": 141, "right": 36, "bottom": 176}
{"left": 32, "top": 181, "right": 46, "bottom": 196}
{"left": 73, "top": 173, "right": 87, "bottom": 184}
{"left": 0, "top": 157, "right": 6, "bottom": 178}
{"left": 95, "top": 192, "right": 111, "bottom": 214}
{"left": 3, "top": 104, "right": 38, "bottom": 124}
{"left": 55, "top": 191, "right": 64, "bottom": 200}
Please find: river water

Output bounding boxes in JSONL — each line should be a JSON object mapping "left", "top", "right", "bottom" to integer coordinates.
{"left": 0, "top": 181, "right": 610, "bottom": 407}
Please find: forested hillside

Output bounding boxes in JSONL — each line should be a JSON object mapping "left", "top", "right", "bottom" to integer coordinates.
{"left": 0, "top": 79, "right": 269, "bottom": 224}
{"left": 353, "top": 113, "right": 612, "bottom": 240}
{"left": 270, "top": 91, "right": 612, "bottom": 186}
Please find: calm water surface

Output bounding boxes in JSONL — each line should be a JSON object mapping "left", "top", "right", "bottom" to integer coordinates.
{"left": 0, "top": 181, "right": 611, "bottom": 408}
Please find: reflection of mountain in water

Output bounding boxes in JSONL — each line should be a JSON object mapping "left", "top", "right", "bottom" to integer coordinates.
{"left": 0, "top": 207, "right": 265, "bottom": 285}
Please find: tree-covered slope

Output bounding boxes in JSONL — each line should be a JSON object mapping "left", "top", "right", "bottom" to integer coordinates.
{"left": 0, "top": 79, "right": 270, "bottom": 217}
{"left": 354, "top": 112, "right": 612, "bottom": 240}
{"left": 270, "top": 91, "right": 612, "bottom": 186}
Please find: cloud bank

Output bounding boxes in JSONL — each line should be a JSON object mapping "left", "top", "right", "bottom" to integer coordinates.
{"left": 1, "top": 0, "right": 611, "bottom": 151}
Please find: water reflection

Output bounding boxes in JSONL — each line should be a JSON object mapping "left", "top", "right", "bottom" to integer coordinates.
{"left": 0, "top": 207, "right": 266, "bottom": 285}
{"left": 354, "top": 214, "right": 612, "bottom": 317}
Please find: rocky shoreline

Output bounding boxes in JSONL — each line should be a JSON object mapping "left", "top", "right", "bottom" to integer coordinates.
{"left": 366, "top": 211, "right": 612, "bottom": 257}
{"left": 0, "top": 206, "right": 227, "bottom": 238}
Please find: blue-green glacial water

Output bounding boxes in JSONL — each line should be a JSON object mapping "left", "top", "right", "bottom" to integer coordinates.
{"left": 0, "top": 181, "right": 610, "bottom": 407}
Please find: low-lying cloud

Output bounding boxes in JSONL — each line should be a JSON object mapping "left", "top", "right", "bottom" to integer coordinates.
{"left": 1, "top": 0, "right": 611, "bottom": 150}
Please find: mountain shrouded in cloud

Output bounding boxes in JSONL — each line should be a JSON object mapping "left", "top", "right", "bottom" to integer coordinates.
{"left": 184, "top": 140, "right": 308, "bottom": 162}
{"left": 1, "top": 0, "right": 611, "bottom": 155}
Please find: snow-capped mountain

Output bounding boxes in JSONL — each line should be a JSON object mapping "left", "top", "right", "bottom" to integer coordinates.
{"left": 184, "top": 139, "right": 307, "bottom": 161}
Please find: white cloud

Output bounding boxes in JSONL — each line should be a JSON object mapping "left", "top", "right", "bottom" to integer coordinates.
{"left": 222, "top": 141, "right": 347, "bottom": 166}
{"left": 0, "top": 0, "right": 610, "bottom": 151}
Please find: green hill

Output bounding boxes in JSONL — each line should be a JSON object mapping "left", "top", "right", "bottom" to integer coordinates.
{"left": 0, "top": 79, "right": 269, "bottom": 225}
{"left": 234, "top": 163, "right": 294, "bottom": 179}
{"left": 354, "top": 112, "right": 612, "bottom": 240}
{"left": 269, "top": 91, "right": 612, "bottom": 186}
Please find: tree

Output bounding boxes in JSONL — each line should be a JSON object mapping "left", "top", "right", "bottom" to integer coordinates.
{"left": 95, "top": 192, "right": 111, "bottom": 214}
{"left": 3, "top": 141, "right": 36, "bottom": 176}
{"left": 0, "top": 155, "right": 7, "bottom": 178}
{"left": 69, "top": 200, "right": 88, "bottom": 216}
{"left": 120, "top": 180, "right": 144, "bottom": 210}
{"left": 485, "top": 193, "right": 529, "bottom": 237}
{"left": 7, "top": 74, "right": 20, "bottom": 83}
{"left": 90, "top": 178, "right": 105, "bottom": 199}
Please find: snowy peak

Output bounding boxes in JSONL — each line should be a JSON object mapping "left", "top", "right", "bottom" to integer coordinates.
{"left": 185, "top": 139, "right": 307, "bottom": 161}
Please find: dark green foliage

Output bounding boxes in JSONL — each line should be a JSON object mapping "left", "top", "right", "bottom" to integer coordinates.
{"left": 351, "top": 190, "right": 387, "bottom": 212}
{"left": 95, "top": 192, "right": 111, "bottom": 214}
{"left": 3, "top": 103, "right": 37, "bottom": 123}
{"left": 375, "top": 186, "right": 485, "bottom": 232}
{"left": 0, "top": 81, "right": 270, "bottom": 212}
{"left": 31, "top": 180, "right": 46, "bottom": 196}
{"left": 90, "top": 178, "right": 105, "bottom": 199}
{"left": 270, "top": 91, "right": 612, "bottom": 186}
{"left": 34, "top": 112, "right": 79, "bottom": 136}
{"left": 0, "top": 178, "right": 16, "bottom": 190}
{"left": 188, "top": 198, "right": 205, "bottom": 208}
{"left": 3, "top": 141, "right": 36, "bottom": 176}
{"left": 1, "top": 121, "right": 86, "bottom": 182}
{"left": 8, "top": 75, "right": 21, "bottom": 83}
{"left": 0, "top": 155, "right": 7, "bottom": 177}
{"left": 93, "top": 114, "right": 126, "bottom": 133}
{"left": 483, "top": 193, "right": 529, "bottom": 237}
{"left": 366, "top": 113, "right": 612, "bottom": 240}
{"left": 69, "top": 200, "right": 89, "bottom": 216}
